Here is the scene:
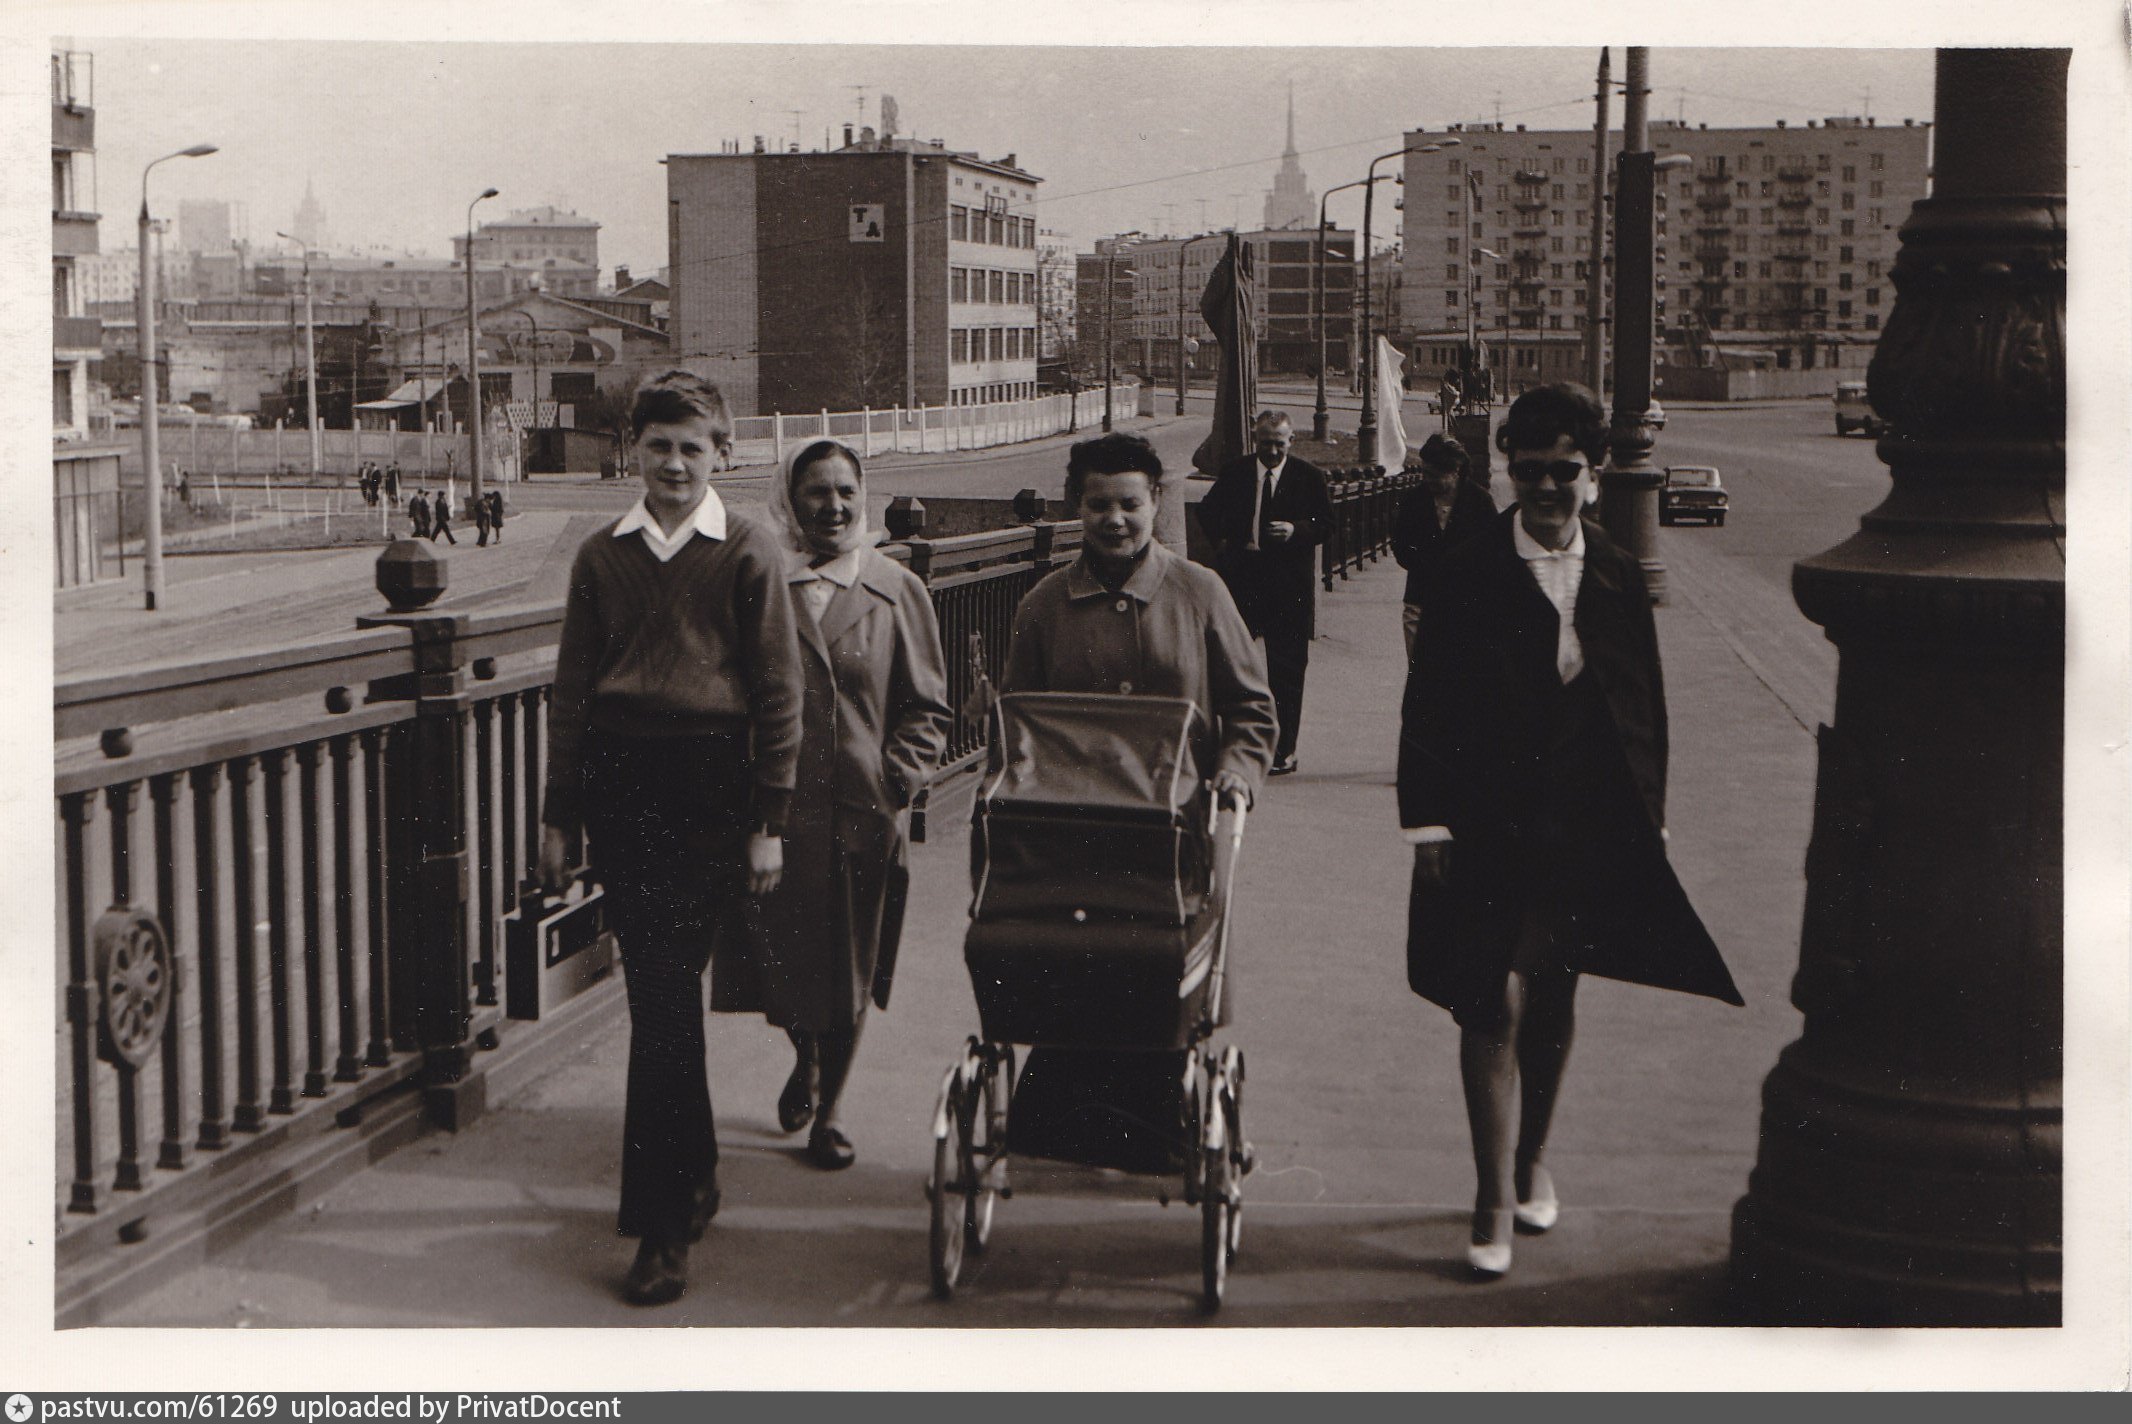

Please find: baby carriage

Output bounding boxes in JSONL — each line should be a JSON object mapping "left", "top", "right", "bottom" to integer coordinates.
{"left": 928, "top": 691, "right": 1252, "bottom": 1312}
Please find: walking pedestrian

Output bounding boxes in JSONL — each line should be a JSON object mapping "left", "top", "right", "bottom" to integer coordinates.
{"left": 539, "top": 369, "right": 803, "bottom": 1308}
{"left": 486, "top": 490, "right": 505, "bottom": 542}
{"left": 473, "top": 490, "right": 494, "bottom": 546}
{"left": 1391, "top": 434, "right": 1496, "bottom": 661}
{"left": 1195, "top": 409, "right": 1332, "bottom": 776}
{"left": 993, "top": 431, "right": 1276, "bottom": 1170}
{"left": 728, "top": 438, "right": 950, "bottom": 1171}
{"left": 1398, "top": 383, "right": 1742, "bottom": 1281}
{"left": 408, "top": 489, "right": 431, "bottom": 540}
{"left": 384, "top": 462, "right": 402, "bottom": 506}
{"left": 431, "top": 491, "right": 458, "bottom": 544}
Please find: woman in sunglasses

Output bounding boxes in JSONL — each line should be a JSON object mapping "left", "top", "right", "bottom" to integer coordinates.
{"left": 1397, "top": 383, "right": 1741, "bottom": 1280}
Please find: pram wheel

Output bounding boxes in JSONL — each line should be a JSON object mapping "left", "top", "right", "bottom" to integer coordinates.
{"left": 929, "top": 1127, "right": 966, "bottom": 1299}
{"left": 1201, "top": 1145, "right": 1230, "bottom": 1312}
{"left": 1199, "top": 1044, "right": 1247, "bottom": 1311}
{"left": 967, "top": 1045, "right": 1012, "bottom": 1251}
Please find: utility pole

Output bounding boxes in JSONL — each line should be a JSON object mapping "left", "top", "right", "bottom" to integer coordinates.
{"left": 465, "top": 188, "right": 498, "bottom": 511}
{"left": 276, "top": 232, "right": 321, "bottom": 479}
{"left": 1599, "top": 46, "right": 1677, "bottom": 605}
{"left": 1586, "top": 47, "right": 1613, "bottom": 397}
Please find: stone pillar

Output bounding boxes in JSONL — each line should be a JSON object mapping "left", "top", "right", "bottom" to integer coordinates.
{"left": 1601, "top": 47, "right": 1667, "bottom": 606}
{"left": 1730, "top": 48, "right": 2066, "bottom": 1326}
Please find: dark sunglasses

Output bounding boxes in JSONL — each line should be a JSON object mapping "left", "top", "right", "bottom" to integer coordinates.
{"left": 1507, "top": 459, "right": 1591, "bottom": 487}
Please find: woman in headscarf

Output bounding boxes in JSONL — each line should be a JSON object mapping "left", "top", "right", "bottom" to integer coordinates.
{"left": 730, "top": 437, "right": 951, "bottom": 1169}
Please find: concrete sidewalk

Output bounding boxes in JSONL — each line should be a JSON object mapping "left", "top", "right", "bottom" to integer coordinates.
{"left": 101, "top": 544, "right": 1819, "bottom": 1328}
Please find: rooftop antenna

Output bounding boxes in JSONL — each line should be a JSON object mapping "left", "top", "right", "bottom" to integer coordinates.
{"left": 1494, "top": 91, "right": 1503, "bottom": 128}
{"left": 847, "top": 85, "right": 869, "bottom": 124}
{"left": 1677, "top": 88, "right": 1687, "bottom": 126}
{"left": 782, "top": 108, "right": 806, "bottom": 149}
{"left": 1858, "top": 87, "right": 1872, "bottom": 120}
{"left": 1162, "top": 201, "right": 1177, "bottom": 236}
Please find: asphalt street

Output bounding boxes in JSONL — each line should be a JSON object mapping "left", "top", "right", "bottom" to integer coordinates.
{"left": 91, "top": 398, "right": 1887, "bottom": 1328}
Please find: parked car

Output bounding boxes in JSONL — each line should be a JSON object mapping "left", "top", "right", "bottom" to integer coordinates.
{"left": 1834, "top": 381, "right": 1887, "bottom": 437}
{"left": 1660, "top": 465, "right": 1728, "bottom": 527}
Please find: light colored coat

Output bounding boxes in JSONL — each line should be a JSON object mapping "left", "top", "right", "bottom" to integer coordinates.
{"left": 722, "top": 545, "right": 951, "bottom": 1030}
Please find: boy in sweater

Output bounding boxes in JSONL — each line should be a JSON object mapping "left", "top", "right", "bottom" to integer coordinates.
{"left": 539, "top": 370, "right": 803, "bottom": 1306}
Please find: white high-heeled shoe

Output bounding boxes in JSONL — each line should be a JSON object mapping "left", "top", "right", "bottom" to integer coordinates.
{"left": 1515, "top": 1166, "right": 1559, "bottom": 1234}
{"left": 1467, "top": 1209, "right": 1514, "bottom": 1278}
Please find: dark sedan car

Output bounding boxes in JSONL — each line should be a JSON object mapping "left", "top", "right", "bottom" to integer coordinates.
{"left": 1660, "top": 465, "right": 1728, "bottom": 527}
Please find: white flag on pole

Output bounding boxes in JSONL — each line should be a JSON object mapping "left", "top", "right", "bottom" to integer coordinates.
{"left": 1375, "top": 335, "right": 1410, "bottom": 474}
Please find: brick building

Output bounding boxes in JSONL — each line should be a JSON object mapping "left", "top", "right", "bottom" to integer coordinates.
{"left": 1104, "top": 227, "right": 1355, "bottom": 380}
{"left": 667, "top": 129, "right": 1041, "bottom": 417}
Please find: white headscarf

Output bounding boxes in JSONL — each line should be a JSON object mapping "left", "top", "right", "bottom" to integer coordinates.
{"left": 773, "top": 437, "right": 879, "bottom": 558}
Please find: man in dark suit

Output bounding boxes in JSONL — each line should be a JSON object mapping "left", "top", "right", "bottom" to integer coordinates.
{"left": 1197, "top": 409, "right": 1332, "bottom": 775}
{"left": 1398, "top": 383, "right": 1740, "bottom": 1280}
{"left": 1391, "top": 433, "right": 1497, "bottom": 661}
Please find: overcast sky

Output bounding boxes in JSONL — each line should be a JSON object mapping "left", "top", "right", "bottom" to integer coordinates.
{"left": 78, "top": 41, "right": 1933, "bottom": 276}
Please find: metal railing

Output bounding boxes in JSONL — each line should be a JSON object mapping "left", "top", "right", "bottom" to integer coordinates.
{"left": 1321, "top": 467, "right": 1423, "bottom": 589}
{"left": 53, "top": 487, "right": 1409, "bottom": 1313}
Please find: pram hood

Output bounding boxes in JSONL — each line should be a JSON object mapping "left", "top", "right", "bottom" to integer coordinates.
{"left": 981, "top": 692, "right": 1206, "bottom": 821}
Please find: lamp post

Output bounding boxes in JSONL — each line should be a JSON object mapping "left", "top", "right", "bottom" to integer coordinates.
{"left": 1173, "top": 232, "right": 1224, "bottom": 416}
{"left": 1312, "top": 177, "right": 1377, "bottom": 442}
{"left": 510, "top": 306, "right": 541, "bottom": 476}
{"left": 137, "top": 142, "right": 218, "bottom": 611}
{"left": 1600, "top": 48, "right": 1691, "bottom": 605}
{"left": 1100, "top": 235, "right": 1140, "bottom": 433}
{"left": 464, "top": 187, "right": 499, "bottom": 513}
{"left": 1357, "top": 140, "right": 1455, "bottom": 468}
{"left": 273, "top": 231, "right": 321, "bottom": 480}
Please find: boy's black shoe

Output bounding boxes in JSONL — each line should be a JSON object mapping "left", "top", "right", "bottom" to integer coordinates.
{"left": 622, "top": 1237, "right": 689, "bottom": 1306}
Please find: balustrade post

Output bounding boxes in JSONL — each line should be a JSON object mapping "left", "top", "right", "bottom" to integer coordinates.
{"left": 360, "top": 590, "right": 482, "bottom": 1127}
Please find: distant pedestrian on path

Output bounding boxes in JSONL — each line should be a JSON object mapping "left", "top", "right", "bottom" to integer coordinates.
{"left": 473, "top": 491, "right": 494, "bottom": 545}
{"left": 725, "top": 438, "right": 949, "bottom": 1172}
{"left": 431, "top": 492, "right": 458, "bottom": 544}
{"left": 384, "top": 463, "right": 402, "bottom": 505}
{"left": 408, "top": 489, "right": 431, "bottom": 540}
{"left": 1196, "top": 409, "right": 1332, "bottom": 777}
{"left": 1391, "top": 434, "right": 1495, "bottom": 661}
{"left": 485, "top": 490, "right": 505, "bottom": 542}
{"left": 539, "top": 370, "right": 803, "bottom": 1308}
{"left": 1398, "top": 383, "right": 1742, "bottom": 1282}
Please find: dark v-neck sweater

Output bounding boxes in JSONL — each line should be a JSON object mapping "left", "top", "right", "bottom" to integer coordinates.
{"left": 542, "top": 512, "right": 804, "bottom": 835}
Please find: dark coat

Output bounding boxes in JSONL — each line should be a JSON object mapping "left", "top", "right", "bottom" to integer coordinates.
{"left": 1196, "top": 454, "right": 1333, "bottom": 641}
{"left": 1392, "top": 477, "right": 1497, "bottom": 606}
{"left": 1398, "top": 510, "right": 1742, "bottom": 1024}
{"left": 723, "top": 546, "right": 951, "bottom": 1030}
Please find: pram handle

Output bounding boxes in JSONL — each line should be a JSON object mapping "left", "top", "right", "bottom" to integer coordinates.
{"left": 1204, "top": 800, "right": 1248, "bottom": 1029}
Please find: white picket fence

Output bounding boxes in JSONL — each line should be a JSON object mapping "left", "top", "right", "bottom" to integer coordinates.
{"left": 726, "top": 382, "right": 1141, "bottom": 469}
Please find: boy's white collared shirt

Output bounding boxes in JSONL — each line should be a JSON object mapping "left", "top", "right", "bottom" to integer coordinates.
{"left": 613, "top": 488, "right": 728, "bottom": 562}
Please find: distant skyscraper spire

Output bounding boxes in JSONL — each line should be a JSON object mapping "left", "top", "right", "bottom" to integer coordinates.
{"left": 1263, "top": 84, "right": 1315, "bottom": 230}
{"left": 292, "top": 175, "right": 325, "bottom": 250}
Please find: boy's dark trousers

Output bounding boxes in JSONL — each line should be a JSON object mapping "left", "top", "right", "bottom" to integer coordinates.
{"left": 583, "top": 730, "right": 754, "bottom": 1245}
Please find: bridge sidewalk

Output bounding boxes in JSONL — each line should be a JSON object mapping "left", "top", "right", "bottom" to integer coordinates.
{"left": 98, "top": 544, "right": 1820, "bottom": 1328}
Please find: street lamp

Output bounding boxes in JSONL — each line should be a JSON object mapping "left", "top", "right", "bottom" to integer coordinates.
{"left": 137, "top": 142, "right": 218, "bottom": 611}
{"left": 510, "top": 306, "right": 541, "bottom": 476}
{"left": 1100, "top": 234, "right": 1141, "bottom": 433}
{"left": 464, "top": 187, "right": 499, "bottom": 512}
{"left": 273, "top": 231, "right": 322, "bottom": 481}
{"left": 1358, "top": 139, "right": 1456, "bottom": 468}
{"left": 1474, "top": 246, "right": 1505, "bottom": 400}
{"left": 1313, "top": 176, "right": 1381, "bottom": 442}
{"left": 1173, "top": 232, "right": 1224, "bottom": 415}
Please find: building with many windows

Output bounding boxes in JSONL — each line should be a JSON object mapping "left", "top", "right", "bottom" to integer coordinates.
{"left": 667, "top": 128, "right": 1041, "bottom": 416}
{"left": 1036, "top": 228, "right": 1077, "bottom": 362}
{"left": 52, "top": 45, "right": 101, "bottom": 436}
{"left": 1398, "top": 115, "right": 1931, "bottom": 386}
{"left": 452, "top": 206, "right": 602, "bottom": 297}
{"left": 1098, "top": 227, "right": 1356, "bottom": 381}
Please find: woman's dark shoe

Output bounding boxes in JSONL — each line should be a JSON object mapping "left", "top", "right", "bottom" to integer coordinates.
{"left": 807, "top": 1123, "right": 856, "bottom": 1171}
{"left": 778, "top": 1057, "right": 816, "bottom": 1134}
{"left": 622, "top": 1237, "right": 689, "bottom": 1307}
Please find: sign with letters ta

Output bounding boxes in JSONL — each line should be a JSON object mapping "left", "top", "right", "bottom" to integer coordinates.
{"left": 850, "top": 204, "right": 886, "bottom": 242}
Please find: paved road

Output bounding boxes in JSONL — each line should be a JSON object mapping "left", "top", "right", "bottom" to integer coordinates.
{"left": 99, "top": 400, "right": 1881, "bottom": 1327}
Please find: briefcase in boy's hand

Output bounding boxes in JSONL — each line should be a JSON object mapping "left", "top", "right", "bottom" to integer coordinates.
{"left": 504, "top": 870, "right": 616, "bottom": 1021}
